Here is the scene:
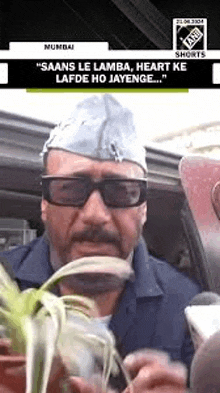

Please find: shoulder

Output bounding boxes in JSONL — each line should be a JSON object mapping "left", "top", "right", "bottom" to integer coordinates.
{"left": 149, "top": 254, "right": 201, "bottom": 303}
{"left": 134, "top": 239, "right": 201, "bottom": 303}
{"left": 0, "top": 236, "right": 47, "bottom": 273}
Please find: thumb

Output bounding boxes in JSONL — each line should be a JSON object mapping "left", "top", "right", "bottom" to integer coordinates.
{"left": 69, "top": 376, "right": 101, "bottom": 393}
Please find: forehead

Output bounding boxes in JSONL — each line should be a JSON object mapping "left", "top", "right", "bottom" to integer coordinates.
{"left": 46, "top": 149, "right": 145, "bottom": 178}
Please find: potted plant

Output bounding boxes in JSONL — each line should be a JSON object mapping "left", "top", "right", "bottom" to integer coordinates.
{"left": 0, "top": 256, "right": 133, "bottom": 393}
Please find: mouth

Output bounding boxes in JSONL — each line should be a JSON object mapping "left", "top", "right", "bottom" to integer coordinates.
{"left": 61, "top": 273, "right": 125, "bottom": 294}
{"left": 73, "top": 241, "right": 120, "bottom": 255}
{"left": 76, "top": 237, "right": 116, "bottom": 244}
{"left": 56, "top": 255, "right": 134, "bottom": 296}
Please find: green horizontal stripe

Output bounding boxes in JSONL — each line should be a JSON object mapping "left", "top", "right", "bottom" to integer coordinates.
{"left": 27, "top": 88, "right": 189, "bottom": 93}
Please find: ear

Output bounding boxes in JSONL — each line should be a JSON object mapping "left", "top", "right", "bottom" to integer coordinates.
{"left": 140, "top": 202, "right": 147, "bottom": 226}
{"left": 41, "top": 199, "right": 48, "bottom": 223}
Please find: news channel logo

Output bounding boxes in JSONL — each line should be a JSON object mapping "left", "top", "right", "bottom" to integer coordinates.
{"left": 173, "top": 19, "right": 207, "bottom": 55}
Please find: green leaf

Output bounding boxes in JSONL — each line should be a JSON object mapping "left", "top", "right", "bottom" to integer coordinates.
{"left": 25, "top": 317, "right": 57, "bottom": 393}
{"left": 41, "top": 256, "right": 134, "bottom": 292}
{"left": 0, "top": 258, "right": 132, "bottom": 393}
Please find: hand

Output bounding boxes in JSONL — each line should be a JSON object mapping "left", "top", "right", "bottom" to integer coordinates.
{"left": 67, "top": 350, "right": 187, "bottom": 393}
{"left": 69, "top": 377, "right": 100, "bottom": 393}
{"left": 123, "top": 350, "right": 187, "bottom": 393}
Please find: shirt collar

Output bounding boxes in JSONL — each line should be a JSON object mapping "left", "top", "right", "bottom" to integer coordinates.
{"left": 133, "top": 238, "right": 164, "bottom": 298}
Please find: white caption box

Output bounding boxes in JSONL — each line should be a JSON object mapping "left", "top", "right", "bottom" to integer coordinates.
{"left": 0, "top": 63, "right": 8, "bottom": 84}
{"left": 213, "top": 63, "right": 220, "bottom": 84}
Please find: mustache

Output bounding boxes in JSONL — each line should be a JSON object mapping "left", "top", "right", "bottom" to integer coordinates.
{"left": 71, "top": 227, "right": 120, "bottom": 245}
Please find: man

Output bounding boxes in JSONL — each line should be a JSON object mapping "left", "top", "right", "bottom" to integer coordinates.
{"left": 2, "top": 94, "right": 200, "bottom": 392}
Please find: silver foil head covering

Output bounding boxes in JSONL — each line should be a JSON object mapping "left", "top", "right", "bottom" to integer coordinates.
{"left": 41, "top": 94, "right": 147, "bottom": 172}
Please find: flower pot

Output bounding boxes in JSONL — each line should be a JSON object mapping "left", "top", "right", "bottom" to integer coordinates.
{"left": 0, "top": 339, "right": 69, "bottom": 393}
{"left": 0, "top": 338, "right": 26, "bottom": 393}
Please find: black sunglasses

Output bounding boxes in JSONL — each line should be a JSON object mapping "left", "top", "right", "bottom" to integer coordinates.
{"left": 41, "top": 176, "right": 148, "bottom": 208}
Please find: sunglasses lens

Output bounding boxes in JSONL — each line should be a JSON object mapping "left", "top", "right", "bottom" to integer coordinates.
{"left": 103, "top": 180, "right": 145, "bottom": 207}
{"left": 42, "top": 178, "right": 147, "bottom": 207}
{"left": 47, "top": 178, "right": 88, "bottom": 206}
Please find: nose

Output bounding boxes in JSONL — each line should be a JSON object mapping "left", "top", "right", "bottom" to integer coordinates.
{"left": 80, "top": 190, "right": 111, "bottom": 225}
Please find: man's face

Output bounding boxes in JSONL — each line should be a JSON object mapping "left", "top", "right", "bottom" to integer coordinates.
{"left": 41, "top": 150, "right": 147, "bottom": 265}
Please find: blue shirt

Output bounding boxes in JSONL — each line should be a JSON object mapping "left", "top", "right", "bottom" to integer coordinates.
{"left": 1, "top": 236, "right": 201, "bottom": 369}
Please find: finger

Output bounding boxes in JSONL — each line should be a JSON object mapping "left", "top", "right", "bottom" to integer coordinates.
{"left": 124, "top": 364, "right": 187, "bottom": 393}
{"left": 4, "top": 364, "right": 26, "bottom": 377}
{"left": 124, "top": 350, "right": 170, "bottom": 376}
{"left": 69, "top": 376, "right": 102, "bottom": 393}
{"left": 0, "top": 384, "right": 16, "bottom": 393}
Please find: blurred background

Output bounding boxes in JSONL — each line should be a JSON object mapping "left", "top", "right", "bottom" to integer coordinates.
{"left": 0, "top": 90, "right": 220, "bottom": 157}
